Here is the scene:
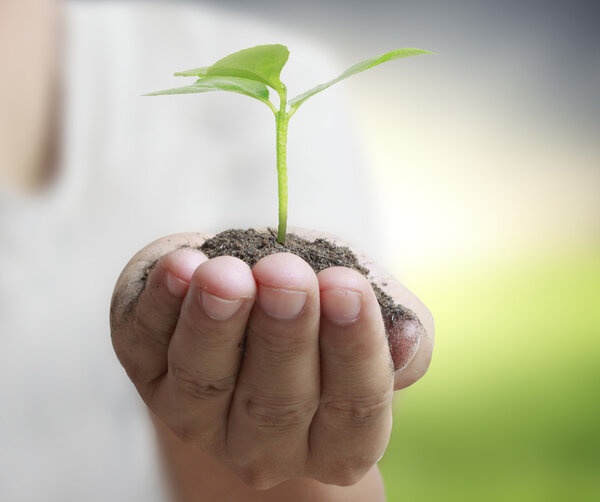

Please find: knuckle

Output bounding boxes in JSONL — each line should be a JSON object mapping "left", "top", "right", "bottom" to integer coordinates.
{"left": 175, "top": 315, "right": 240, "bottom": 354}
{"left": 170, "top": 361, "right": 236, "bottom": 401}
{"left": 343, "top": 336, "right": 381, "bottom": 362}
{"left": 234, "top": 464, "right": 281, "bottom": 490}
{"left": 112, "top": 335, "right": 164, "bottom": 390}
{"left": 245, "top": 395, "right": 317, "bottom": 433}
{"left": 166, "top": 416, "right": 222, "bottom": 450}
{"left": 133, "top": 312, "right": 170, "bottom": 349}
{"left": 323, "top": 458, "right": 369, "bottom": 486}
{"left": 246, "top": 325, "right": 310, "bottom": 364}
{"left": 126, "top": 361, "right": 161, "bottom": 389}
{"left": 169, "top": 421, "right": 203, "bottom": 444}
{"left": 321, "top": 391, "right": 392, "bottom": 429}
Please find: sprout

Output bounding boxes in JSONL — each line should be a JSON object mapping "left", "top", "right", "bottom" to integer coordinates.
{"left": 147, "top": 44, "right": 432, "bottom": 243}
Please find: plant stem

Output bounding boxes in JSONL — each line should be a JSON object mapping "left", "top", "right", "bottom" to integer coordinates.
{"left": 276, "top": 85, "right": 289, "bottom": 243}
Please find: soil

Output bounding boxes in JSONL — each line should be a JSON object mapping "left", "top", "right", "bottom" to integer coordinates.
{"left": 197, "top": 228, "right": 421, "bottom": 368}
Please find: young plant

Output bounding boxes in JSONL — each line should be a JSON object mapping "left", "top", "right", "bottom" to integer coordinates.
{"left": 147, "top": 44, "right": 431, "bottom": 243}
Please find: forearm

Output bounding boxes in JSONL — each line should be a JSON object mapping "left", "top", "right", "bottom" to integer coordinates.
{"left": 152, "top": 414, "right": 387, "bottom": 502}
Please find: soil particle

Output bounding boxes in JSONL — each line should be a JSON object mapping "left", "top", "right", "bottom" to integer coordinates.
{"left": 200, "top": 228, "right": 369, "bottom": 275}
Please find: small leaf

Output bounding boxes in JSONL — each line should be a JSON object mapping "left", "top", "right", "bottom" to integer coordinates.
{"left": 175, "top": 45, "right": 289, "bottom": 93}
{"left": 145, "top": 75, "right": 270, "bottom": 103}
{"left": 174, "top": 67, "right": 209, "bottom": 77}
{"left": 288, "top": 48, "right": 432, "bottom": 109}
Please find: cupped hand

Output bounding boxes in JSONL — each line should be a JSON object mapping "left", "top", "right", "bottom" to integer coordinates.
{"left": 110, "top": 232, "right": 433, "bottom": 490}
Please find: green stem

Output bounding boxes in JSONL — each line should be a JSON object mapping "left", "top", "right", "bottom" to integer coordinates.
{"left": 276, "top": 85, "right": 289, "bottom": 243}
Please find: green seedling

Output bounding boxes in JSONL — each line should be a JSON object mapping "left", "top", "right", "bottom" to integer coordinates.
{"left": 147, "top": 44, "right": 431, "bottom": 243}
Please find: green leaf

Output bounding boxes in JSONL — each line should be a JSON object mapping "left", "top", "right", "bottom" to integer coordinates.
{"left": 175, "top": 44, "right": 289, "bottom": 93}
{"left": 174, "top": 67, "right": 209, "bottom": 77}
{"left": 144, "top": 75, "right": 271, "bottom": 103}
{"left": 288, "top": 48, "right": 432, "bottom": 109}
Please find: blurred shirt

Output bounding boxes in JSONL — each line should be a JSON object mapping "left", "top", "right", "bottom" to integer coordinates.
{"left": 0, "top": 1, "right": 375, "bottom": 500}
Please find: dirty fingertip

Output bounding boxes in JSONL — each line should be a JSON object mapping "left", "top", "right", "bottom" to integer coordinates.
{"left": 163, "top": 248, "right": 208, "bottom": 284}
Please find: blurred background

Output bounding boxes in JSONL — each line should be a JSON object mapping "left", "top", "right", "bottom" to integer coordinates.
{"left": 209, "top": 0, "right": 600, "bottom": 500}
{"left": 2, "top": 0, "right": 599, "bottom": 500}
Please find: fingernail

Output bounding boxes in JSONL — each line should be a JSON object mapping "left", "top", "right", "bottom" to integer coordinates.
{"left": 321, "top": 288, "right": 362, "bottom": 325}
{"left": 201, "top": 291, "right": 243, "bottom": 321}
{"left": 165, "top": 272, "right": 190, "bottom": 298}
{"left": 258, "top": 285, "right": 307, "bottom": 320}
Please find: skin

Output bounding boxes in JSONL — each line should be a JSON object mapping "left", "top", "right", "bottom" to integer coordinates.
{"left": 110, "top": 232, "right": 434, "bottom": 500}
{"left": 4, "top": 0, "right": 435, "bottom": 499}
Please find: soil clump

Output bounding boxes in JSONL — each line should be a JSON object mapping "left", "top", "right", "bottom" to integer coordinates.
{"left": 198, "top": 228, "right": 420, "bottom": 361}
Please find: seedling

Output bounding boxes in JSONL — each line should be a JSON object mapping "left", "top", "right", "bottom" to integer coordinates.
{"left": 147, "top": 44, "right": 431, "bottom": 243}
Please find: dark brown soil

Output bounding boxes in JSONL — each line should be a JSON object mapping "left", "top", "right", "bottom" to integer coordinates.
{"left": 198, "top": 228, "right": 422, "bottom": 369}
{"left": 200, "top": 228, "right": 370, "bottom": 274}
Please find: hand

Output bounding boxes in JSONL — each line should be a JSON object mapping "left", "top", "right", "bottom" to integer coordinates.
{"left": 110, "top": 232, "right": 433, "bottom": 491}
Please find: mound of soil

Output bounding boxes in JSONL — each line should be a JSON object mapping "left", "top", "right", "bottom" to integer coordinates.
{"left": 198, "top": 228, "right": 421, "bottom": 369}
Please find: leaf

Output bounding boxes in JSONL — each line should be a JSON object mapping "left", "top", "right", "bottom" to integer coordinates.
{"left": 174, "top": 67, "right": 209, "bottom": 77}
{"left": 288, "top": 48, "right": 432, "bottom": 109}
{"left": 144, "top": 75, "right": 270, "bottom": 103}
{"left": 175, "top": 44, "right": 289, "bottom": 93}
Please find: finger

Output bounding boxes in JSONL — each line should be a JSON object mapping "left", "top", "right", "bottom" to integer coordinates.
{"left": 226, "top": 253, "right": 320, "bottom": 488}
{"left": 287, "top": 227, "right": 434, "bottom": 390}
{"left": 151, "top": 256, "right": 256, "bottom": 449}
{"left": 308, "top": 267, "right": 394, "bottom": 486}
{"left": 365, "top": 263, "right": 434, "bottom": 390}
{"left": 112, "top": 247, "right": 207, "bottom": 403}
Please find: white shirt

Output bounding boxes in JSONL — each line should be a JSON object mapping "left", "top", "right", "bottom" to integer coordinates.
{"left": 0, "top": 1, "right": 375, "bottom": 499}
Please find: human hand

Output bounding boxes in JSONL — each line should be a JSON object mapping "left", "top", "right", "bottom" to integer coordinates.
{"left": 110, "top": 232, "right": 433, "bottom": 490}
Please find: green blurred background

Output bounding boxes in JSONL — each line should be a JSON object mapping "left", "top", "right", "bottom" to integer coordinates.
{"left": 214, "top": 0, "right": 600, "bottom": 499}
{"left": 380, "top": 245, "right": 600, "bottom": 501}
